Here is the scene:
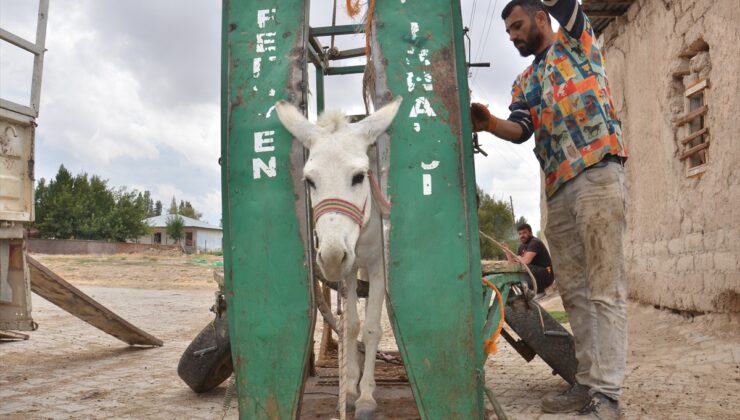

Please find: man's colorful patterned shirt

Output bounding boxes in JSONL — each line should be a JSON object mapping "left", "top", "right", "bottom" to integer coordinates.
{"left": 511, "top": 17, "right": 628, "bottom": 197}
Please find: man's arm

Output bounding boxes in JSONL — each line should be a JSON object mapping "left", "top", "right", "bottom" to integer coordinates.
{"left": 542, "top": 0, "right": 585, "bottom": 37}
{"left": 518, "top": 251, "right": 537, "bottom": 265}
{"left": 471, "top": 102, "right": 532, "bottom": 143}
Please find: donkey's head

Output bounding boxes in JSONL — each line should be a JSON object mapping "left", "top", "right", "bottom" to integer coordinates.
{"left": 275, "top": 97, "right": 402, "bottom": 281}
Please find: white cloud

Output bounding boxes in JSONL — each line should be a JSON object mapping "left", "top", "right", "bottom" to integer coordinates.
{"left": 2, "top": 0, "right": 546, "bottom": 237}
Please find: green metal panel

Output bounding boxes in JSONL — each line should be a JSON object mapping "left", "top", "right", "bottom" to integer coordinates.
{"left": 371, "top": 1, "right": 485, "bottom": 418}
{"left": 482, "top": 273, "right": 524, "bottom": 342}
{"left": 221, "top": 1, "right": 314, "bottom": 418}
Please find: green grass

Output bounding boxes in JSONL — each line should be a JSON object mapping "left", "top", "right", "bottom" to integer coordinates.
{"left": 549, "top": 311, "right": 569, "bottom": 324}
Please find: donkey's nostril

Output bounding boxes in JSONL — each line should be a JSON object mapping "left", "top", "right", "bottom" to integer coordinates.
{"left": 318, "top": 252, "right": 324, "bottom": 264}
{"left": 341, "top": 251, "right": 347, "bottom": 263}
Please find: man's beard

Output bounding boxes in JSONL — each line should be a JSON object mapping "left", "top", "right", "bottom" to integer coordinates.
{"left": 515, "top": 26, "right": 544, "bottom": 57}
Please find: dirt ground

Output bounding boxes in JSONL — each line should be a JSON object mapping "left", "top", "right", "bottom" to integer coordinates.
{"left": 1, "top": 253, "right": 739, "bottom": 419}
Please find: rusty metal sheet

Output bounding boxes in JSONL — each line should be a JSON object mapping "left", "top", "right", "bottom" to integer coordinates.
{"left": 0, "top": 238, "right": 35, "bottom": 331}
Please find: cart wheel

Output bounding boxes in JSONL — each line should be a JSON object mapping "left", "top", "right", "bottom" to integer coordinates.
{"left": 504, "top": 299, "right": 577, "bottom": 384}
{"left": 177, "top": 313, "right": 233, "bottom": 393}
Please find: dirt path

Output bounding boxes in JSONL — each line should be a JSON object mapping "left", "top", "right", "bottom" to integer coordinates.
{"left": 1, "top": 254, "right": 738, "bottom": 419}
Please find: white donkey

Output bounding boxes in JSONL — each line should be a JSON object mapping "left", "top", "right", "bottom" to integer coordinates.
{"left": 275, "top": 97, "right": 402, "bottom": 420}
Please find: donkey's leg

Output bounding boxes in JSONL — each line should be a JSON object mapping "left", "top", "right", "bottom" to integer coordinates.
{"left": 342, "top": 272, "right": 362, "bottom": 410}
{"left": 355, "top": 263, "right": 385, "bottom": 419}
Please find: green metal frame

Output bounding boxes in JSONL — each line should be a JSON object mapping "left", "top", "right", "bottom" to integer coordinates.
{"left": 367, "top": 1, "right": 486, "bottom": 418}
{"left": 221, "top": 1, "right": 315, "bottom": 418}
{"left": 222, "top": 1, "right": 493, "bottom": 418}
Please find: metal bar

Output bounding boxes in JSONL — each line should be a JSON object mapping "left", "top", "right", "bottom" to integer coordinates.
{"left": 30, "top": 0, "right": 50, "bottom": 116}
{"left": 325, "top": 65, "right": 365, "bottom": 75}
{"left": 330, "top": 47, "right": 365, "bottom": 60}
{"left": 315, "top": 66, "right": 325, "bottom": 114}
{"left": 307, "top": 41, "right": 323, "bottom": 70}
{"left": 309, "top": 24, "right": 364, "bottom": 37}
{"left": 0, "top": 29, "right": 43, "bottom": 55}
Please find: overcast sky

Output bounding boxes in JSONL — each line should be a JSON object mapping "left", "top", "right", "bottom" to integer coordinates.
{"left": 1, "top": 0, "right": 542, "bottom": 232}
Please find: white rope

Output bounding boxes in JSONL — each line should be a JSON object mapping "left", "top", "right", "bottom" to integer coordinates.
{"left": 478, "top": 230, "right": 546, "bottom": 329}
{"left": 337, "top": 285, "right": 348, "bottom": 420}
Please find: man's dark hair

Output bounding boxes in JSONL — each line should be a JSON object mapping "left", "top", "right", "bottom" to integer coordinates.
{"left": 501, "top": 0, "right": 551, "bottom": 23}
{"left": 517, "top": 223, "right": 533, "bottom": 232}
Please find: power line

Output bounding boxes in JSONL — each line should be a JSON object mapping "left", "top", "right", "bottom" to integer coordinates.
{"left": 471, "top": 0, "right": 495, "bottom": 66}
{"left": 473, "top": 0, "right": 500, "bottom": 82}
{"left": 467, "top": 0, "right": 479, "bottom": 31}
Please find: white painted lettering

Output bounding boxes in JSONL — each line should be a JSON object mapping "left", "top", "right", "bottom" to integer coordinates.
{"left": 254, "top": 131, "right": 275, "bottom": 153}
{"left": 256, "top": 32, "right": 277, "bottom": 53}
{"left": 422, "top": 174, "right": 432, "bottom": 195}
{"left": 253, "top": 157, "right": 277, "bottom": 179}
{"left": 257, "top": 9, "right": 276, "bottom": 29}
{"left": 409, "top": 97, "right": 437, "bottom": 118}
{"left": 253, "top": 57, "right": 262, "bottom": 78}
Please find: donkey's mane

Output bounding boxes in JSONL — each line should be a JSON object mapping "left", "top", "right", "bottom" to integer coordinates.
{"left": 316, "top": 110, "right": 349, "bottom": 134}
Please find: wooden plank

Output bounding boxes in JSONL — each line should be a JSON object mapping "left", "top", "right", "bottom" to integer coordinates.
{"left": 679, "top": 140, "right": 710, "bottom": 161}
{"left": 680, "top": 127, "right": 708, "bottom": 145}
{"left": 0, "top": 330, "right": 29, "bottom": 340}
{"left": 27, "top": 256, "right": 162, "bottom": 346}
{"left": 685, "top": 79, "right": 709, "bottom": 97}
{"left": 582, "top": 0, "right": 635, "bottom": 5}
{"left": 674, "top": 105, "right": 708, "bottom": 126}
{"left": 584, "top": 11, "right": 625, "bottom": 18}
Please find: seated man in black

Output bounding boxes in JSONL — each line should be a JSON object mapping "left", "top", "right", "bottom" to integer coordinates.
{"left": 504, "top": 223, "right": 555, "bottom": 295}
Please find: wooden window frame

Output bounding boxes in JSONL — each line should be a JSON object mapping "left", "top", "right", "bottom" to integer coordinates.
{"left": 675, "top": 78, "right": 710, "bottom": 177}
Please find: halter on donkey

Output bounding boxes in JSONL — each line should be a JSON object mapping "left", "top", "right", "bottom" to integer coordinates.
{"left": 275, "top": 97, "right": 402, "bottom": 419}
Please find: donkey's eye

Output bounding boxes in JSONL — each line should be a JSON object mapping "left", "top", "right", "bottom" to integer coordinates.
{"left": 351, "top": 173, "right": 365, "bottom": 186}
{"left": 305, "top": 177, "right": 316, "bottom": 189}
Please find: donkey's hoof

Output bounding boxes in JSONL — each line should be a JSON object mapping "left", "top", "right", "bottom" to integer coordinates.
{"left": 355, "top": 408, "right": 376, "bottom": 420}
{"left": 336, "top": 398, "right": 356, "bottom": 412}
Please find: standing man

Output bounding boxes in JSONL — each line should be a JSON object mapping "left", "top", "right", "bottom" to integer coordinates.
{"left": 503, "top": 223, "right": 554, "bottom": 296}
{"left": 470, "top": 1, "right": 628, "bottom": 418}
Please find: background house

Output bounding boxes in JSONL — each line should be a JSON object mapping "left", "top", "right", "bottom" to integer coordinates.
{"left": 138, "top": 215, "right": 222, "bottom": 253}
{"left": 581, "top": 0, "right": 740, "bottom": 313}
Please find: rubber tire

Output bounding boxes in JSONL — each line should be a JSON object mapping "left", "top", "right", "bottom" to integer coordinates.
{"left": 177, "top": 313, "right": 233, "bottom": 393}
{"left": 504, "top": 297, "right": 578, "bottom": 384}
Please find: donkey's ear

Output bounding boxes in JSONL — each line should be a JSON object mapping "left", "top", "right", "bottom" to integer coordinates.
{"left": 275, "top": 101, "right": 321, "bottom": 148}
{"left": 354, "top": 96, "right": 403, "bottom": 144}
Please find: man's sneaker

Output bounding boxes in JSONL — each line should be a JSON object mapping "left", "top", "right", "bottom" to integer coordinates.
{"left": 541, "top": 383, "right": 590, "bottom": 413}
{"left": 578, "top": 392, "right": 620, "bottom": 419}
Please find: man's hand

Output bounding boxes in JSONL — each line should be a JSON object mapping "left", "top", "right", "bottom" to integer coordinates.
{"left": 470, "top": 103, "right": 498, "bottom": 133}
{"left": 502, "top": 242, "right": 517, "bottom": 263}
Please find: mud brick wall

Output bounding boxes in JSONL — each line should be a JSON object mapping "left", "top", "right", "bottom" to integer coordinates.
{"left": 597, "top": 0, "right": 740, "bottom": 312}
{"left": 28, "top": 239, "right": 179, "bottom": 255}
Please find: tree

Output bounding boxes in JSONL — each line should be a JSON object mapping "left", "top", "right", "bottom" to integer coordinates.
{"left": 154, "top": 200, "right": 163, "bottom": 216}
{"left": 477, "top": 187, "right": 524, "bottom": 260}
{"left": 33, "top": 165, "right": 150, "bottom": 242}
{"left": 168, "top": 196, "right": 178, "bottom": 214}
{"left": 178, "top": 201, "right": 202, "bottom": 220}
{"left": 166, "top": 214, "right": 185, "bottom": 245}
{"left": 107, "top": 189, "right": 151, "bottom": 242}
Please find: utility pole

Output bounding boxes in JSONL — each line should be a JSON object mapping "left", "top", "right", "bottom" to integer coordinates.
{"left": 509, "top": 195, "right": 516, "bottom": 237}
